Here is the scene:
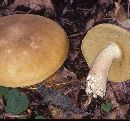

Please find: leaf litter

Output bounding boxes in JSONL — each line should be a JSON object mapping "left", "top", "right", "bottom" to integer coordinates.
{"left": 0, "top": 0, "right": 130, "bottom": 119}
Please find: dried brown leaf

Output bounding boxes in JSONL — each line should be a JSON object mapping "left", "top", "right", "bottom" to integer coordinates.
{"left": 109, "top": 82, "right": 127, "bottom": 102}
{"left": 0, "top": 98, "right": 5, "bottom": 112}
{"left": 128, "top": 0, "right": 130, "bottom": 5}
{"left": 61, "top": 67, "right": 77, "bottom": 80}
{"left": 114, "top": 2, "right": 127, "bottom": 22}
{"left": 86, "top": 19, "right": 95, "bottom": 30}
{"left": 2, "top": 0, "right": 54, "bottom": 16}
{"left": 92, "top": 109, "right": 102, "bottom": 119}
{"left": 106, "top": 83, "right": 119, "bottom": 109}
{"left": 49, "top": 105, "right": 82, "bottom": 119}
{"left": 43, "top": 67, "right": 77, "bottom": 89}
{"left": 49, "top": 105, "right": 64, "bottom": 119}
{"left": 103, "top": 104, "right": 129, "bottom": 119}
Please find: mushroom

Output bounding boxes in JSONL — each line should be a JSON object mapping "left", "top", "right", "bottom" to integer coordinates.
{"left": 81, "top": 23, "right": 130, "bottom": 98}
{"left": 0, "top": 14, "right": 69, "bottom": 87}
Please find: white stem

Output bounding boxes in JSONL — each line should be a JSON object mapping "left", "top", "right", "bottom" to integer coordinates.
{"left": 86, "top": 42, "right": 121, "bottom": 98}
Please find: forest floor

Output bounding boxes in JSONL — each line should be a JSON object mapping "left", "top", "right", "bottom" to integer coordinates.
{"left": 0, "top": 0, "right": 130, "bottom": 119}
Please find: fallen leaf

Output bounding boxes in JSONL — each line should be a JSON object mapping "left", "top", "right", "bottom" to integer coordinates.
{"left": 103, "top": 104, "right": 129, "bottom": 119}
{"left": 49, "top": 105, "right": 64, "bottom": 119}
{"left": 106, "top": 82, "right": 119, "bottom": 109}
{"left": 118, "top": 19, "right": 130, "bottom": 30}
{"left": 49, "top": 104, "right": 83, "bottom": 119}
{"left": 0, "top": 98, "right": 5, "bottom": 112}
{"left": 114, "top": 2, "right": 127, "bottom": 22}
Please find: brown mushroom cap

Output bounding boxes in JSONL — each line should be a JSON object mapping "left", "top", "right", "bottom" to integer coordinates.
{"left": 81, "top": 23, "right": 130, "bottom": 82}
{"left": 0, "top": 14, "right": 69, "bottom": 87}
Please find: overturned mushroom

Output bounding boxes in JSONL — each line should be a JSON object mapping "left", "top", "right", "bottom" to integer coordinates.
{"left": 81, "top": 23, "right": 130, "bottom": 98}
{"left": 0, "top": 14, "right": 69, "bottom": 87}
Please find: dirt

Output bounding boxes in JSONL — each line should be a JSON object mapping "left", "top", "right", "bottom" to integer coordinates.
{"left": 0, "top": 0, "right": 130, "bottom": 119}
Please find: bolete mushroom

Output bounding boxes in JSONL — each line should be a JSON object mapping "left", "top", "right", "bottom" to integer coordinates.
{"left": 81, "top": 23, "right": 130, "bottom": 98}
{"left": 0, "top": 14, "right": 69, "bottom": 87}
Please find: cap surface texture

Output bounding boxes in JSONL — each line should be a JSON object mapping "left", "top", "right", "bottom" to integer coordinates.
{"left": 0, "top": 14, "right": 69, "bottom": 87}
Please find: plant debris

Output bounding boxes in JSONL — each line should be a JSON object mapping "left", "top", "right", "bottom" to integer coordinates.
{"left": 0, "top": 0, "right": 130, "bottom": 119}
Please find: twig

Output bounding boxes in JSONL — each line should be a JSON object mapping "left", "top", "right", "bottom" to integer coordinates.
{"left": 3, "top": 113, "right": 28, "bottom": 118}
{"left": 128, "top": 2, "right": 130, "bottom": 18}
{"left": 108, "top": 82, "right": 120, "bottom": 103}
{"left": 122, "top": 82, "right": 127, "bottom": 94}
{"left": 68, "top": 31, "right": 86, "bottom": 38}
{"left": 84, "top": 95, "right": 92, "bottom": 108}
{"left": 76, "top": 7, "right": 92, "bottom": 11}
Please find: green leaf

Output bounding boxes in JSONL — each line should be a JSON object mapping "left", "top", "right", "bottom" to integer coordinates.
{"left": 0, "top": 86, "right": 9, "bottom": 98}
{"left": 101, "top": 101, "right": 112, "bottom": 113}
{"left": 4, "top": 89, "right": 29, "bottom": 115}
{"left": 35, "top": 115, "right": 46, "bottom": 119}
{"left": 4, "top": 88, "right": 20, "bottom": 100}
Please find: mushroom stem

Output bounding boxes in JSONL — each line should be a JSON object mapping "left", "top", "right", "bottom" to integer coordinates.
{"left": 86, "top": 42, "right": 121, "bottom": 98}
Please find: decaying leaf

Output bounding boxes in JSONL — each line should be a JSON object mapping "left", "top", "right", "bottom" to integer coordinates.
{"left": 92, "top": 109, "right": 102, "bottom": 119}
{"left": 118, "top": 19, "right": 130, "bottom": 30}
{"left": 49, "top": 105, "right": 83, "bottom": 119}
{"left": 108, "top": 82, "right": 127, "bottom": 103}
{"left": 61, "top": 67, "right": 77, "bottom": 80}
{"left": 49, "top": 105, "right": 64, "bottom": 119}
{"left": 113, "top": 2, "right": 127, "bottom": 22}
{"left": 103, "top": 104, "right": 129, "bottom": 119}
{"left": 0, "top": 98, "right": 5, "bottom": 112}
{"left": 0, "top": 0, "right": 55, "bottom": 16}
{"left": 44, "top": 67, "right": 78, "bottom": 90}
{"left": 106, "top": 83, "right": 119, "bottom": 109}
{"left": 37, "top": 84, "right": 73, "bottom": 111}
